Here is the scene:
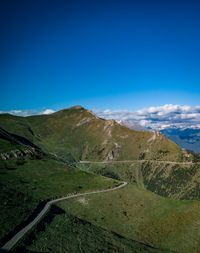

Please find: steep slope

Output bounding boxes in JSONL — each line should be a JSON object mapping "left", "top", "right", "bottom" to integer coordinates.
{"left": 0, "top": 127, "right": 42, "bottom": 161}
{"left": 0, "top": 127, "right": 40, "bottom": 151}
{"left": 0, "top": 157, "right": 117, "bottom": 246}
{"left": 81, "top": 161, "right": 200, "bottom": 200}
{"left": 13, "top": 210, "right": 173, "bottom": 253}
{"left": 1, "top": 106, "right": 200, "bottom": 253}
{"left": 55, "top": 184, "right": 200, "bottom": 253}
{"left": 0, "top": 106, "right": 186, "bottom": 162}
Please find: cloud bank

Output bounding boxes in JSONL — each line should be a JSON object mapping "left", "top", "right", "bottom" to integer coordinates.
{"left": 94, "top": 104, "right": 200, "bottom": 130}
{"left": 0, "top": 109, "right": 55, "bottom": 117}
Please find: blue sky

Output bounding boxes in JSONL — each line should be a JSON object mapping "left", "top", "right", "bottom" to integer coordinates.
{"left": 1, "top": 0, "right": 200, "bottom": 111}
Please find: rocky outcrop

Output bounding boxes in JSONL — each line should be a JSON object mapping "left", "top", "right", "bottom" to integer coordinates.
{"left": 0, "top": 148, "right": 39, "bottom": 160}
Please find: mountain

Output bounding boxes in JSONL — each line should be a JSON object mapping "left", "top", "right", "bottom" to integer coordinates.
{"left": 1, "top": 105, "right": 198, "bottom": 201}
{"left": 161, "top": 127, "right": 200, "bottom": 153}
{"left": 0, "top": 106, "right": 186, "bottom": 162}
{"left": 1, "top": 106, "right": 200, "bottom": 253}
{"left": 117, "top": 120, "right": 148, "bottom": 131}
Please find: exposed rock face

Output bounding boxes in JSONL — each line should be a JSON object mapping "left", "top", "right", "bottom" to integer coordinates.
{"left": 0, "top": 148, "right": 38, "bottom": 160}
{"left": 76, "top": 117, "right": 93, "bottom": 127}
{"left": 106, "top": 150, "right": 115, "bottom": 161}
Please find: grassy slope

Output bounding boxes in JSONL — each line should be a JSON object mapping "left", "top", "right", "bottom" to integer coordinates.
{"left": 0, "top": 157, "right": 118, "bottom": 245}
{"left": 0, "top": 106, "right": 184, "bottom": 162}
{"left": 13, "top": 208, "right": 173, "bottom": 253}
{"left": 80, "top": 161, "right": 200, "bottom": 200}
{"left": 0, "top": 106, "right": 199, "bottom": 252}
{"left": 1, "top": 106, "right": 198, "bottom": 201}
{"left": 0, "top": 127, "right": 27, "bottom": 152}
{"left": 55, "top": 184, "right": 200, "bottom": 253}
{"left": 0, "top": 139, "right": 21, "bottom": 152}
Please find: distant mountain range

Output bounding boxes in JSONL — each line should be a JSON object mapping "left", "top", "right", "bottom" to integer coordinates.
{"left": 160, "top": 127, "right": 200, "bottom": 154}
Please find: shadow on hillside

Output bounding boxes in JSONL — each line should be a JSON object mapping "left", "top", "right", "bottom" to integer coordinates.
{"left": 0, "top": 201, "right": 60, "bottom": 248}
{"left": 0, "top": 249, "right": 8, "bottom": 253}
{"left": 0, "top": 203, "right": 43, "bottom": 247}
{"left": 0, "top": 127, "right": 40, "bottom": 151}
{"left": 11, "top": 205, "right": 65, "bottom": 252}
{"left": 6, "top": 167, "right": 17, "bottom": 170}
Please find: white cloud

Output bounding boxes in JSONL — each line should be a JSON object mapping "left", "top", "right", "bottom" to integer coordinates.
{"left": 94, "top": 104, "right": 200, "bottom": 130}
{"left": 0, "top": 109, "right": 55, "bottom": 117}
{"left": 42, "top": 109, "right": 55, "bottom": 115}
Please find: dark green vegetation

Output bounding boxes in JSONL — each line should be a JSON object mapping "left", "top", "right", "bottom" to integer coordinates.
{"left": 80, "top": 161, "right": 200, "bottom": 200}
{"left": 12, "top": 207, "right": 173, "bottom": 253}
{"left": 0, "top": 156, "right": 117, "bottom": 246}
{"left": 0, "top": 127, "right": 29, "bottom": 153}
{"left": 0, "top": 127, "right": 40, "bottom": 152}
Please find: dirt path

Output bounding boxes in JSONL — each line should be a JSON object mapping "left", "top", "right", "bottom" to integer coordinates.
{"left": 79, "top": 160, "right": 195, "bottom": 165}
{"left": 1, "top": 182, "right": 127, "bottom": 252}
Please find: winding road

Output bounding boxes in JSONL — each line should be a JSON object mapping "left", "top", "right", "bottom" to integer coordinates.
{"left": 79, "top": 160, "right": 194, "bottom": 165}
{"left": 1, "top": 181, "right": 127, "bottom": 252}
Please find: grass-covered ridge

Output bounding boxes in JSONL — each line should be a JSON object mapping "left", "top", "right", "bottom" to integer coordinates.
{"left": 0, "top": 106, "right": 186, "bottom": 163}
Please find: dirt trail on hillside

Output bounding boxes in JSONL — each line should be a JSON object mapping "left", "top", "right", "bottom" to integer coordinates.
{"left": 1, "top": 182, "right": 127, "bottom": 252}
{"left": 79, "top": 160, "right": 195, "bottom": 165}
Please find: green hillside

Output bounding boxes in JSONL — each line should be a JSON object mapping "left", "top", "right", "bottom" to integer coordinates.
{"left": 1, "top": 105, "right": 200, "bottom": 253}
{"left": 56, "top": 184, "right": 200, "bottom": 253}
{"left": 0, "top": 127, "right": 37, "bottom": 153}
{"left": 13, "top": 209, "right": 173, "bottom": 253}
{"left": 12, "top": 183, "right": 200, "bottom": 253}
{"left": 0, "top": 156, "right": 117, "bottom": 247}
{"left": 0, "top": 106, "right": 186, "bottom": 162}
{"left": 0, "top": 105, "right": 199, "bottom": 201}
{"left": 80, "top": 161, "right": 200, "bottom": 200}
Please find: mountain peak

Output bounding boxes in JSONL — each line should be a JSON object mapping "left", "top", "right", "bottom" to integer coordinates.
{"left": 69, "top": 105, "right": 85, "bottom": 110}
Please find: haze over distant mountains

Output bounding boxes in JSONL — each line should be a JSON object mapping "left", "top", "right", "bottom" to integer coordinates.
{"left": 160, "top": 127, "right": 200, "bottom": 154}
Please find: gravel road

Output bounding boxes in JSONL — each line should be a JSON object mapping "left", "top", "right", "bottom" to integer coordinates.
{"left": 1, "top": 181, "right": 127, "bottom": 252}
